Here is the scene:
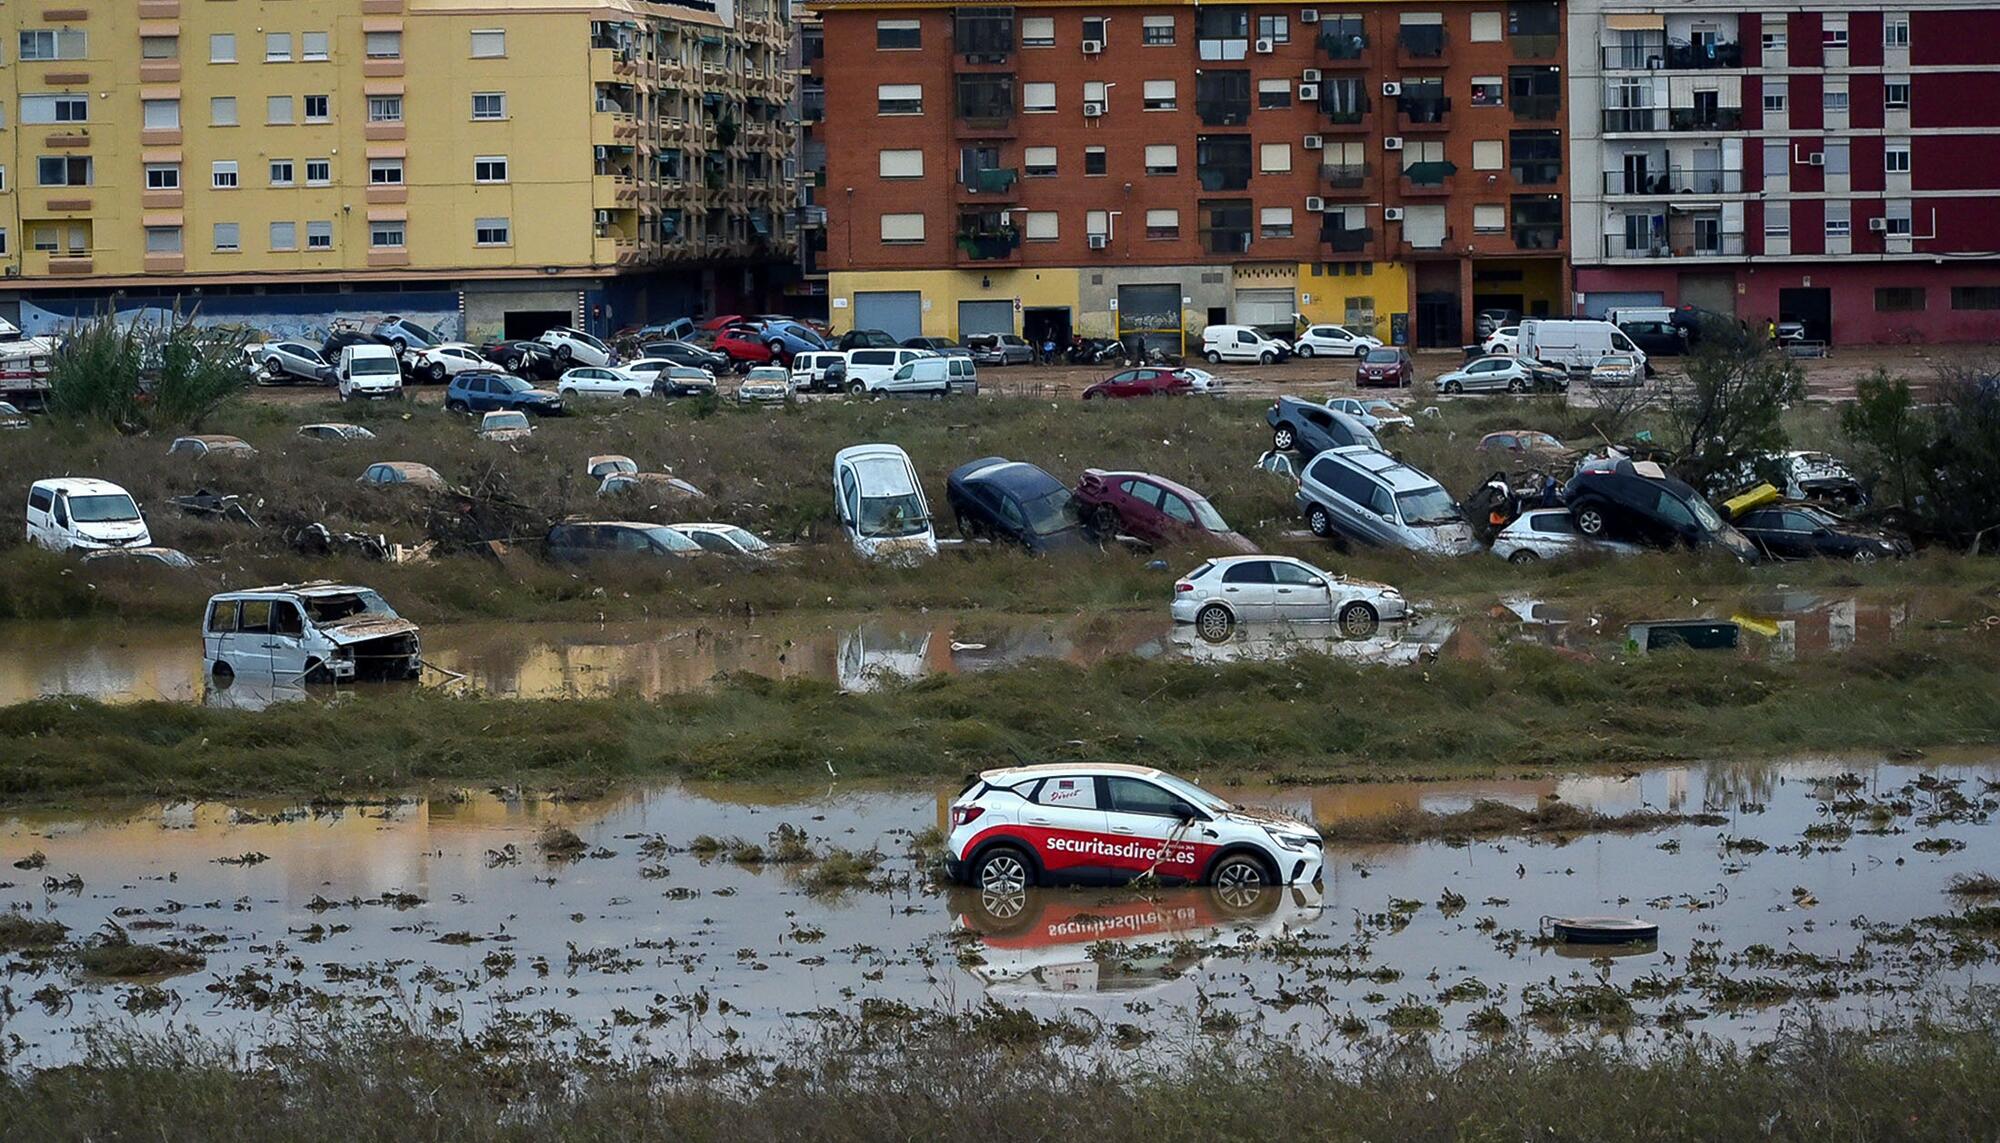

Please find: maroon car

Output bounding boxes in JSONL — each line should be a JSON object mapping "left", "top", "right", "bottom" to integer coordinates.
{"left": 1072, "top": 469, "right": 1258, "bottom": 552}
{"left": 1355, "top": 347, "right": 1415, "bottom": 388}
{"left": 1081, "top": 367, "right": 1195, "bottom": 400}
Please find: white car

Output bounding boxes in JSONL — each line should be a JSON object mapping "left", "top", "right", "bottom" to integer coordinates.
{"left": 944, "top": 762, "right": 1323, "bottom": 892}
{"left": 1177, "top": 366, "right": 1221, "bottom": 393}
{"left": 1437, "top": 356, "right": 1539, "bottom": 395}
{"left": 835, "top": 443, "right": 936, "bottom": 561}
{"left": 587, "top": 454, "right": 638, "bottom": 480}
{"left": 558, "top": 366, "right": 650, "bottom": 399}
{"left": 1481, "top": 325, "right": 1520, "bottom": 355}
{"left": 669, "top": 522, "right": 777, "bottom": 558}
{"left": 1293, "top": 324, "right": 1382, "bottom": 358}
{"left": 735, "top": 365, "right": 794, "bottom": 402}
{"left": 409, "top": 343, "right": 501, "bottom": 383}
{"left": 538, "top": 327, "right": 613, "bottom": 367}
{"left": 1490, "top": 508, "right": 1644, "bottom": 564}
{"left": 202, "top": 584, "right": 420, "bottom": 684}
{"left": 1170, "top": 554, "right": 1407, "bottom": 642}
{"left": 249, "top": 340, "right": 334, "bottom": 384}
{"left": 477, "top": 410, "right": 533, "bottom": 441}
{"left": 297, "top": 422, "right": 376, "bottom": 442}
{"left": 1590, "top": 353, "right": 1644, "bottom": 388}
{"left": 0, "top": 401, "right": 28, "bottom": 430}
{"left": 1326, "top": 397, "right": 1414, "bottom": 432}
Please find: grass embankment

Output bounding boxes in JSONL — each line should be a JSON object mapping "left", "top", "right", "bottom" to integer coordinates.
{"left": 4, "top": 639, "right": 1996, "bottom": 805}
{"left": 6, "top": 1014, "right": 2000, "bottom": 1141}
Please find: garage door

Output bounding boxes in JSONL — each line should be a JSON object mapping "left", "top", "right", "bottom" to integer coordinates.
{"left": 1677, "top": 273, "right": 1737, "bottom": 316}
{"left": 957, "top": 300, "right": 1015, "bottom": 338}
{"left": 1580, "top": 291, "right": 1664, "bottom": 320}
{"left": 852, "top": 291, "right": 923, "bottom": 342}
{"left": 1234, "top": 288, "right": 1296, "bottom": 329}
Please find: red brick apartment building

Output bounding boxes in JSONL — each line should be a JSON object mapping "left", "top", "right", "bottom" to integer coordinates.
{"left": 810, "top": 0, "right": 1571, "bottom": 348}
{"left": 1569, "top": 2, "right": 2000, "bottom": 344}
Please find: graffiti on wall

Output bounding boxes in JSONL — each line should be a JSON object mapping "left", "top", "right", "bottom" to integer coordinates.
{"left": 17, "top": 292, "right": 463, "bottom": 344}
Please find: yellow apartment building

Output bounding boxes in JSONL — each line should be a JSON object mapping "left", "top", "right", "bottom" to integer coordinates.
{"left": 0, "top": 0, "right": 798, "bottom": 340}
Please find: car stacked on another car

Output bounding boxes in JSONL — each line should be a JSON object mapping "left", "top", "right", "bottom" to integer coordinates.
{"left": 1562, "top": 457, "right": 1760, "bottom": 561}
{"left": 1172, "top": 555, "right": 1407, "bottom": 641}
{"left": 250, "top": 340, "right": 335, "bottom": 385}
{"left": 640, "top": 339, "right": 732, "bottom": 374}
{"left": 1073, "top": 469, "right": 1257, "bottom": 553}
{"left": 1266, "top": 396, "right": 1379, "bottom": 455}
{"left": 1489, "top": 508, "right": 1644, "bottom": 563}
{"left": 1326, "top": 397, "right": 1414, "bottom": 432}
{"left": 538, "top": 327, "right": 614, "bottom": 367}
{"left": 480, "top": 340, "right": 565, "bottom": 381}
{"left": 408, "top": 343, "right": 502, "bottom": 383}
{"left": 945, "top": 457, "right": 1088, "bottom": 554}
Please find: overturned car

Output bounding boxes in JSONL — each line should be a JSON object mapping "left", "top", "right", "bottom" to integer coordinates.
{"left": 202, "top": 583, "right": 421, "bottom": 685}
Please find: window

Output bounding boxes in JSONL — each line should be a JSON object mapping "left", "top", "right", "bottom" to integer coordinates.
{"left": 1023, "top": 82, "right": 1056, "bottom": 112}
{"left": 471, "top": 92, "right": 507, "bottom": 121}
{"left": 145, "top": 163, "right": 180, "bottom": 191}
{"left": 1473, "top": 204, "right": 1506, "bottom": 232}
{"left": 1884, "top": 203, "right": 1912, "bottom": 236}
{"left": 1033, "top": 776, "right": 1096, "bottom": 808}
{"left": 36, "top": 156, "right": 91, "bottom": 187}
{"left": 1024, "top": 146, "right": 1056, "bottom": 176}
{"left": 1022, "top": 16, "right": 1054, "bottom": 46}
{"left": 1762, "top": 30, "right": 1787, "bottom": 51}
{"left": 19, "top": 30, "right": 87, "bottom": 61}
{"left": 143, "top": 100, "right": 180, "bottom": 129}
{"left": 1143, "top": 14, "right": 1176, "bottom": 44}
{"left": 1260, "top": 142, "right": 1291, "bottom": 173}
{"left": 1086, "top": 209, "right": 1110, "bottom": 238}
{"left": 474, "top": 155, "right": 509, "bottom": 183}
{"left": 1764, "top": 202, "right": 1790, "bottom": 238}
{"left": 878, "top": 149, "right": 924, "bottom": 178}
{"left": 266, "top": 33, "right": 292, "bottom": 62}
{"left": 267, "top": 96, "right": 294, "bottom": 124}
{"left": 470, "top": 29, "right": 506, "bottom": 58}
{"left": 304, "top": 95, "right": 329, "bottom": 122}
{"left": 1885, "top": 80, "right": 1910, "bottom": 110}
{"left": 1259, "top": 206, "right": 1294, "bottom": 239}
{"left": 1258, "top": 78, "right": 1292, "bottom": 109}
{"left": 211, "top": 161, "right": 239, "bottom": 189}
{"left": 1195, "top": 70, "right": 1251, "bottom": 126}
{"left": 1085, "top": 146, "right": 1107, "bottom": 176}
{"left": 1823, "top": 142, "right": 1849, "bottom": 176}
{"left": 1472, "top": 139, "right": 1504, "bottom": 170}
{"left": 1144, "top": 144, "right": 1178, "bottom": 174}
{"left": 1951, "top": 287, "right": 2000, "bottom": 311}
{"left": 1825, "top": 215, "right": 1851, "bottom": 239}
{"left": 475, "top": 217, "right": 510, "bottom": 245}
{"left": 365, "top": 97, "right": 402, "bottom": 124}
{"left": 1469, "top": 10, "right": 1504, "bottom": 41}
{"left": 1885, "top": 18, "right": 1910, "bottom": 47}
{"left": 1198, "top": 199, "right": 1252, "bottom": 253}
{"left": 1510, "top": 130, "right": 1561, "bottom": 185}
{"left": 212, "top": 223, "right": 240, "bottom": 252}
{"left": 1145, "top": 208, "right": 1180, "bottom": 239}
{"left": 270, "top": 222, "right": 298, "bottom": 251}
{"left": 211, "top": 97, "right": 239, "bottom": 126}
{"left": 307, "top": 221, "right": 333, "bottom": 250}
{"left": 146, "top": 227, "right": 183, "bottom": 255}
{"left": 1196, "top": 134, "right": 1253, "bottom": 190}
{"left": 1082, "top": 17, "right": 1108, "bottom": 44}
{"left": 302, "top": 31, "right": 330, "bottom": 61}
{"left": 880, "top": 213, "right": 925, "bottom": 242}
{"left": 1196, "top": 7, "right": 1250, "bottom": 44}
{"left": 1144, "top": 80, "right": 1178, "bottom": 111}
{"left": 142, "top": 36, "right": 179, "bottom": 60}
{"left": 30, "top": 227, "right": 58, "bottom": 254}
{"left": 368, "top": 158, "right": 404, "bottom": 185}
{"left": 369, "top": 222, "right": 405, "bottom": 248}
{"left": 20, "top": 95, "right": 89, "bottom": 124}
{"left": 1875, "top": 287, "right": 1924, "bottom": 312}
{"left": 210, "top": 34, "right": 237, "bottom": 63}
{"left": 876, "top": 19, "right": 921, "bottom": 49}
{"left": 1824, "top": 85, "right": 1849, "bottom": 113}
{"left": 270, "top": 160, "right": 294, "bottom": 186}
{"left": 1471, "top": 76, "right": 1503, "bottom": 107}
{"left": 1024, "top": 211, "right": 1057, "bottom": 240}
{"left": 365, "top": 31, "right": 402, "bottom": 58}
{"left": 1824, "top": 24, "right": 1848, "bottom": 47}
{"left": 1257, "top": 14, "right": 1289, "bottom": 43}
{"left": 1763, "top": 79, "right": 1787, "bottom": 113}
{"left": 1879, "top": 144, "right": 1911, "bottom": 175}
{"left": 877, "top": 84, "right": 922, "bottom": 115}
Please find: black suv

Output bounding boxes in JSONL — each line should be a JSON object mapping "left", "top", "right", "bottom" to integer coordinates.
{"left": 1266, "top": 396, "right": 1379, "bottom": 456}
{"left": 944, "top": 457, "right": 1088, "bottom": 554}
{"left": 1563, "top": 457, "right": 1760, "bottom": 561}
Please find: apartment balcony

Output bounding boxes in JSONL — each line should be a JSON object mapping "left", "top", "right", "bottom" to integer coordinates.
{"left": 594, "top": 235, "right": 641, "bottom": 265}
{"left": 24, "top": 251, "right": 96, "bottom": 277}
{"left": 1512, "top": 34, "right": 1560, "bottom": 59}
{"left": 1396, "top": 26, "right": 1447, "bottom": 64}
{"left": 957, "top": 167, "right": 1019, "bottom": 200}
{"left": 1513, "top": 95, "right": 1561, "bottom": 122}
{"left": 1318, "top": 93, "right": 1371, "bottom": 129}
{"left": 591, "top": 111, "right": 641, "bottom": 146}
{"left": 1400, "top": 160, "right": 1456, "bottom": 195}
{"left": 592, "top": 174, "right": 640, "bottom": 207}
{"left": 1602, "top": 169, "right": 1744, "bottom": 196}
{"left": 1601, "top": 108, "right": 1662, "bottom": 133}
{"left": 1321, "top": 163, "right": 1370, "bottom": 191}
{"left": 1403, "top": 226, "right": 1454, "bottom": 253}
{"left": 1668, "top": 107, "right": 1743, "bottom": 132}
{"left": 1321, "top": 223, "right": 1373, "bottom": 253}
{"left": 1513, "top": 224, "right": 1564, "bottom": 251}
{"left": 1396, "top": 96, "right": 1450, "bottom": 131}
{"left": 1611, "top": 233, "right": 1746, "bottom": 259}
{"left": 590, "top": 47, "right": 637, "bottom": 86}
{"left": 1316, "top": 29, "right": 1369, "bottom": 64}
{"left": 955, "top": 228, "right": 1021, "bottom": 263}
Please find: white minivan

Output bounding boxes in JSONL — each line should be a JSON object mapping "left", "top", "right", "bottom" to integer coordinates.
{"left": 338, "top": 343, "right": 404, "bottom": 400}
{"left": 1517, "top": 319, "right": 1647, "bottom": 376}
{"left": 26, "top": 478, "right": 152, "bottom": 552}
{"left": 834, "top": 443, "right": 937, "bottom": 561}
{"left": 1201, "top": 325, "right": 1290, "bottom": 365}
{"left": 844, "top": 347, "right": 933, "bottom": 393}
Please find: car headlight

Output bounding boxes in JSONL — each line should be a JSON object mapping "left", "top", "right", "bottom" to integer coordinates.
{"left": 1271, "top": 830, "right": 1322, "bottom": 852}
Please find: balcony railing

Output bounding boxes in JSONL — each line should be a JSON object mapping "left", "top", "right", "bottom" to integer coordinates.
{"left": 1602, "top": 169, "right": 1744, "bottom": 195}
{"left": 1397, "top": 26, "right": 1446, "bottom": 58}
{"left": 1321, "top": 163, "right": 1369, "bottom": 188}
{"left": 1668, "top": 106, "right": 1743, "bottom": 131}
{"left": 1318, "top": 30, "right": 1368, "bottom": 59}
{"left": 1511, "top": 33, "right": 1559, "bottom": 59}
{"left": 956, "top": 229, "right": 1021, "bottom": 260}
{"left": 1600, "top": 40, "right": 1742, "bottom": 69}
{"left": 1322, "top": 224, "right": 1372, "bottom": 252}
{"left": 1319, "top": 96, "right": 1369, "bottom": 125}
{"left": 1613, "top": 233, "right": 1747, "bottom": 259}
{"left": 1398, "top": 95, "right": 1450, "bottom": 126}
{"left": 961, "top": 166, "right": 1018, "bottom": 194}
{"left": 1601, "top": 108, "right": 1661, "bottom": 132}
{"left": 1512, "top": 224, "right": 1563, "bottom": 250}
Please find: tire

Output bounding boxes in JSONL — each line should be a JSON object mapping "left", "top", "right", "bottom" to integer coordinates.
{"left": 1509, "top": 549, "right": 1540, "bottom": 565}
{"left": 848, "top": 380, "right": 867, "bottom": 395}
{"left": 446, "top": 399, "right": 468, "bottom": 414}
{"left": 1338, "top": 601, "right": 1379, "bottom": 638}
{"left": 1273, "top": 425, "right": 1297, "bottom": 452}
{"left": 1853, "top": 548, "right": 1880, "bottom": 564}
{"left": 265, "top": 357, "right": 286, "bottom": 379}
{"left": 1443, "top": 379, "right": 1463, "bottom": 394}
{"left": 623, "top": 389, "right": 642, "bottom": 399}
{"left": 1307, "top": 504, "right": 1335, "bottom": 538}
{"left": 1088, "top": 505, "right": 1120, "bottom": 537}
{"left": 556, "top": 343, "right": 573, "bottom": 361}
{"left": 1205, "top": 350, "right": 1222, "bottom": 364}
{"left": 1355, "top": 346, "right": 1370, "bottom": 358}
{"left": 971, "top": 845, "right": 1033, "bottom": 894}
{"left": 1259, "top": 350, "right": 1276, "bottom": 365}
{"left": 1297, "top": 344, "right": 1315, "bottom": 358}
{"left": 1209, "top": 852, "right": 1273, "bottom": 896}
{"left": 1574, "top": 504, "right": 1607, "bottom": 537}
{"left": 1506, "top": 378, "right": 1524, "bottom": 394}
{"left": 767, "top": 340, "right": 784, "bottom": 354}
{"left": 390, "top": 338, "right": 407, "bottom": 354}
{"left": 428, "top": 362, "right": 447, "bottom": 382}
{"left": 1195, "top": 603, "right": 1235, "bottom": 643}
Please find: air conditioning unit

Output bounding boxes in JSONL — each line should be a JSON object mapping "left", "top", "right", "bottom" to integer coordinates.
{"left": 1083, "top": 101, "right": 1105, "bottom": 118}
{"left": 1299, "top": 83, "right": 1319, "bottom": 101}
{"left": 1381, "top": 81, "right": 1402, "bottom": 97}
{"left": 1383, "top": 136, "right": 1404, "bottom": 150}
{"left": 1868, "top": 216, "right": 1889, "bottom": 232}
{"left": 1301, "top": 68, "right": 1322, "bottom": 83}
{"left": 1081, "top": 39, "right": 1104, "bottom": 55}
{"left": 1087, "top": 233, "right": 1109, "bottom": 249}
{"left": 1300, "top": 8, "right": 1320, "bottom": 23}
{"left": 1305, "top": 195, "right": 1326, "bottom": 212}
{"left": 1384, "top": 207, "right": 1405, "bottom": 221}
{"left": 1302, "top": 134, "right": 1324, "bottom": 150}
{"left": 595, "top": 209, "right": 613, "bottom": 224}
{"left": 1808, "top": 152, "right": 1826, "bottom": 166}
{"left": 1255, "top": 37, "right": 1275, "bottom": 53}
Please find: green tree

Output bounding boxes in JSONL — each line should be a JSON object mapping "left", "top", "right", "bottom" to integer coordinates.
{"left": 45, "top": 312, "right": 248, "bottom": 432}
{"left": 1664, "top": 320, "right": 1805, "bottom": 496}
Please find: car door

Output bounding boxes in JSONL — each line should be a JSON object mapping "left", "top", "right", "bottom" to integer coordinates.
{"left": 1100, "top": 776, "right": 1205, "bottom": 884}
{"left": 1461, "top": 359, "right": 1502, "bottom": 392}
{"left": 1019, "top": 776, "right": 1112, "bottom": 883}
{"left": 1104, "top": 369, "right": 1138, "bottom": 396}
{"left": 1270, "top": 559, "right": 1334, "bottom": 623}
{"left": 1528, "top": 510, "right": 1582, "bottom": 557}
{"left": 203, "top": 598, "right": 238, "bottom": 670}
{"left": 266, "top": 599, "right": 311, "bottom": 680}
{"left": 1114, "top": 478, "right": 1166, "bottom": 541}
{"left": 231, "top": 598, "right": 282, "bottom": 678}
{"left": 1217, "top": 559, "right": 1279, "bottom": 622}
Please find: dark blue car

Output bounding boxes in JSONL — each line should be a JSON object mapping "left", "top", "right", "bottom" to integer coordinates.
{"left": 945, "top": 456, "right": 1089, "bottom": 554}
{"left": 445, "top": 370, "right": 564, "bottom": 415}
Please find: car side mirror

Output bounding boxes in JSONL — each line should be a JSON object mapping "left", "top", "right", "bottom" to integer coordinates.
{"left": 1175, "top": 805, "right": 1200, "bottom": 824}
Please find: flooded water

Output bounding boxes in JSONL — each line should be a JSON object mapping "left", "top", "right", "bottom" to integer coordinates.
{"left": 4, "top": 755, "right": 1998, "bottom": 1066}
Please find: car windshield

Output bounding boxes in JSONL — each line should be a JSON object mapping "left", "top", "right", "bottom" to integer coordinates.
{"left": 670, "top": 368, "right": 708, "bottom": 380}
{"left": 1188, "top": 495, "right": 1231, "bottom": 533}
{"left": 351, "top": 357, "right": 399, "bottom": 376}
{"left": 643, "top": 526, "right": 701, "bottom": 552}
{"left": 68, "top": 493, "right": 141, "bottom": 523}
{"left": 719, "top": 526, "right": 768, "bottom": 551}
{"left": 1020, "top": 487, "right": 1078, "bottom": 535}
{"left": 1599, "top": 355, "right": 1635, "bottom": 367}
{"left": 747, "top": 367, "right": 787, "bottom": 381}
{"left": 1794, "top": 506, "right": 1839, "bottom": 527}
{"left": 302, "top": 589, "right": 397, "bottom": 623}
{"left": 1364, "top": 349, "right": 1399, "bottom": 363}
{"left": 1394, "top": 485, "right": 1463, "bottom": 526}
{"left": 859, "top": 492, "right": 928, "bottom": 538}
{"left": 485, "top": 412, "right": 529, "bottom": 430}
{"left": 1688, "top": 494, "right": 1725, "bottom": 533}
{"left": 0, "top": 403, "right": 20, "bottom": 416}
{"left": 570, "top": 330, "right": 607, "bottom": 350}
{"left": 1524, "top": 432, "right": 1563, "bottom": 448}
{"left": 1150, "top": 772, "right": 1232, "bottom": 814}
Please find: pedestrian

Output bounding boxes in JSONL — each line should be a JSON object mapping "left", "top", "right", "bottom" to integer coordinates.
{"left": 1041, "top": 336, "right": 1056, "bottom": 365}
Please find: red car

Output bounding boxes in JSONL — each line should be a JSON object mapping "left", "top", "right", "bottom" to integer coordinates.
{"left": 709, "top": 325, "right": 777, "bottom": 370}
{"left": 1081, "top": 367, "right": 1195, "bottom": 400}
{"left": 1072, "top": 469, "right": 1258, "bottom": 552}
{"left": 1355, "top": 347, "right": 1415, "bottom": 388}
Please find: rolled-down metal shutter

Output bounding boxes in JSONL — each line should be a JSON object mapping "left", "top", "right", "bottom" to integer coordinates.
{"left": 852, "top": 291, "right": 923, "bottom": 342}
{"left": 956, "top": 299, "right": 1015, "bottom": 337}
{"left": 1676, "top": 273, "right": 1736, "bottom": 316}
{"left": 1581, "top": 291, "right": 1665, "bottom": 319}
{"left": 1233, "top": 288, "right": 1296, "bottom": 328}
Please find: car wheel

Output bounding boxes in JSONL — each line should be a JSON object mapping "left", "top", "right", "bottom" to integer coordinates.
{"left": 428, "top": 362, "right": 447, "bottom": 382}
{"left": 556, "top": 343, "right": 573, "bottom": 361}
{"left": 1574, "top": 505, "right": 1607, "bottom": 536}
{"left": 1509, "top": 549, "right": 1540, "bottom": 565}
{"left": 265, "top": 358, "right": 286, "bottom": 378}
{"left": 848, "top": 381, "right": 867, "bottom": 395}
{"left": 767, "top": 340, "right": 784, "bottom": 354}
{"left": 1209, "top": 852, "right": 1273, "bottom": 896}
{"left": 1307, "top": 504, "right": 1335, "bottom": 538}
{"left": 972, "top": 846, "right": 1033, "bottom": 894}
{"left": 1338, "top": 601, "right": 1379, "bottom": 638}
{"left": 1443, "top": 379, "right": 1463, "bottom": 394}
{"left": 211, "top": 660, "right": 235, "bottom": 684}
{"left": 1853, "top": 548, "right": 1880, "bottom": 564}
{"left": 390, "top": 338, "right": 407, "bottom": 354}
{"left": 1297, "top": 344, "right": 1315, "bottom": 358}
{"left": 623, "top": 389, "right": 643, "bottom": 399}
{"left": 1273, "top": 426, "right": 1296, "bottom": 452}
{"left": 1259, "top": 351, "right": 1276, "bottom": 365}
{"left": 1195, "top": 603, "right": 1235, "bottom": 644}
{"left": 1356, "top": 346, "right": 1370, "bottom": 358}
{"left": 1205, "top": 350, "right": 1222, "bottom": 364}
{"left": 446, "top": 399, "right": 468, "bottom": 413}
{"left": 1506, "top": 378, "right": 1524, "bottom": 394}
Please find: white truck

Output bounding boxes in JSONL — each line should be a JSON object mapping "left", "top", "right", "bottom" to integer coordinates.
{"left": 337, "top": 343, "right": 404, "bottom": 400}
{"left": 1517, "top": 319, "right": 1648, "bottom": 377}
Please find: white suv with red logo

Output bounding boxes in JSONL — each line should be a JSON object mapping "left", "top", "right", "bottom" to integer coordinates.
{"left": 945, "top": 763, "right": 1324, "bottom": 894}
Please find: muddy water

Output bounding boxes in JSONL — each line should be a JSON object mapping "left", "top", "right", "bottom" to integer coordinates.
{"left": 4, "top": 756, "right": 1997, "bottom": 1066}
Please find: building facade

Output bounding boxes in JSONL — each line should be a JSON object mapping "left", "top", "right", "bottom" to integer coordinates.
{"left": 0, "top": 0, "right": 797, "bottom": 340}
{"left": 1568, "top": 0, "right": 2000, "bottom": 343}
{"left": 815, "top": 0, "right": 1571, "bottom": 349}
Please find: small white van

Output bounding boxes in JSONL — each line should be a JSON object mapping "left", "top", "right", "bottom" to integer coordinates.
{"left": 338, "top": 344, "right": 404, "bottom": 400}
{"left": 1201, "top": 325, "right": 1290, "bottom": 365}
{"left": 843, "top": 347, "right": 933, "bottom": 393}
{"left": 26, "top": 478, "right": 152, "bottom": 552}
{"left": 834, "top": 443, "right": 937, "bottom": 561}
{"left": 1517, "top": 319, "right": 1647, "bottom": 375}
{"left": 878, "top": 357, "right": 956, "bottom": 397}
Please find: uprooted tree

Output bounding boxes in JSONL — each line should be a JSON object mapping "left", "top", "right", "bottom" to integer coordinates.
{"left": 1661, "top": 319, "right": 1806, "bottom": 497}
{"left": 47, "top": 312, "right": 249, "bottom": 432}
{"left": 1841, "top": 365, "right": 2000, "bottom": 550}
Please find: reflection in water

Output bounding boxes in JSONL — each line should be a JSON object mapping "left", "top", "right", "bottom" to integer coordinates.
{"left": 1498, "top": 592, "right": 1912, "bottom": 662}
{"left": 1171, "top": 618, "right": 1457, "bottom": 666}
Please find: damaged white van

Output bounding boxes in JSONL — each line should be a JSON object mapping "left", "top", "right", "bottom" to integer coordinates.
{"left": 202, "top": 583, "right": 421, "bottom": 684}
{"left": 26, "top": 478, "right": 152, "bottom": 552}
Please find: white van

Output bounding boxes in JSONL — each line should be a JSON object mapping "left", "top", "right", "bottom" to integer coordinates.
{"left": 833, "top": 443, "right": 937, "bottom": 561}
{"left": 1517, "top": 319, "right": 1647, "bottom": 375}
{"left": 790, "top": 350, "right": 848, "bottom": 392}
{"left": 203, "top": 583, "right": 421, "bottom": 684}
{"left": 876, "top": 357, "right": 957, "bottom": 397}
{"left": 338, "top": 343, "right": 404, "bottom": 400}
{"left": 27, "top": 477, "right": 152, "bottom": 552}
{"left": 843, "top": 347, "right": 933, "bottom": 393}
{"left": 1201, "top": 325, "right": 1289, "bottom": 365}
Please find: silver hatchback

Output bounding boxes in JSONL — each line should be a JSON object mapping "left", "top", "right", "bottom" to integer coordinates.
{"left": 1296, "top": 446, "right": 1481, "bottom": 557}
